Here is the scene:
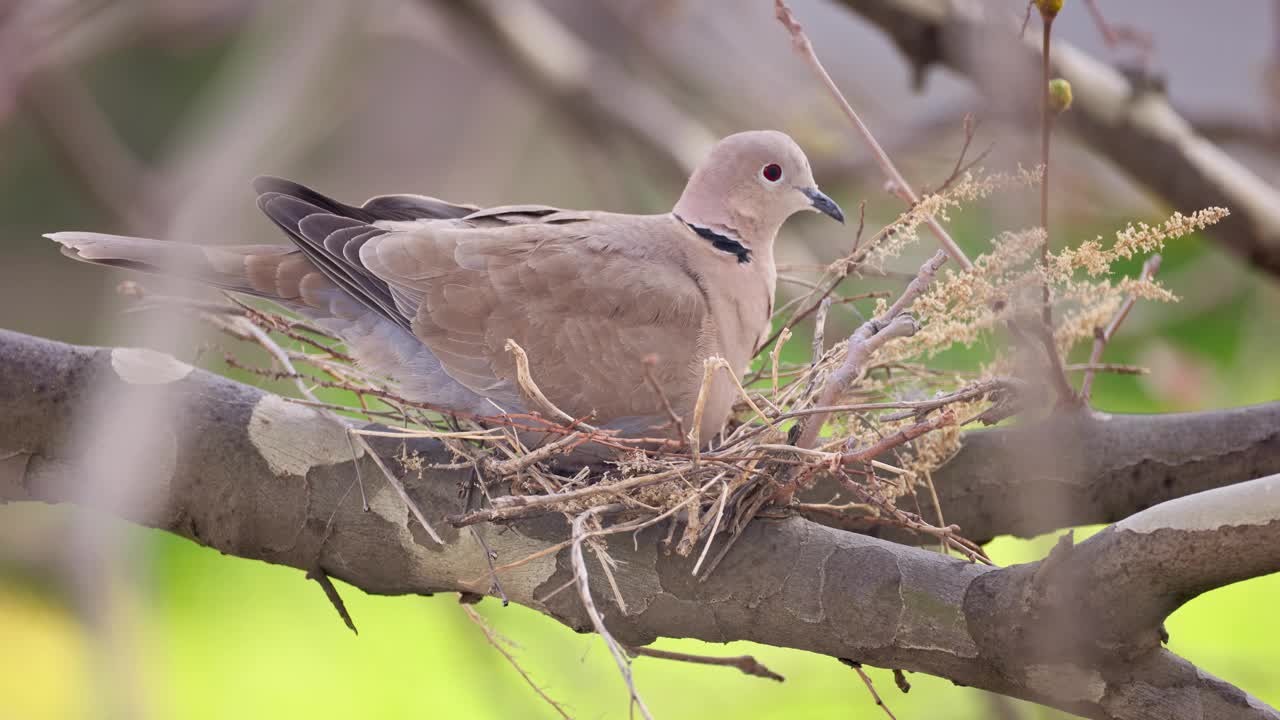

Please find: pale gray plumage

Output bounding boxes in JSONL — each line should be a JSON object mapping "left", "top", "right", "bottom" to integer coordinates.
{"left": 45, "top": 130, "right": 843, "bottom": 451}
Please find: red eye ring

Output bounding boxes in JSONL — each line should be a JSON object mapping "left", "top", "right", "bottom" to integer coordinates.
{"left": 762, "top": 163, "right": 783, "bottom": 183}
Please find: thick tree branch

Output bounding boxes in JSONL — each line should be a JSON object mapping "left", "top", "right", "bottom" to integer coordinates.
{"left": 1033, "top": 476, "right": 1280, "bottom": 648}
{"left": 928, "top": 402, "right": 1280, "bottom": 544}
{"left": 834, "top": 0, "right": 1280, "bottom": 277}
{"left": 0, "top": 328, "right": 1276, "bottom": 719}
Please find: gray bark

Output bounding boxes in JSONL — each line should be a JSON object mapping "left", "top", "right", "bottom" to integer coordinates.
{"left": 1, "top": 328, "right": 1277, "bottom": 720}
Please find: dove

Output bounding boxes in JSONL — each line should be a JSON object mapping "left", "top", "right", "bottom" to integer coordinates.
{"left": 46, "top": 130, "right": 843, "bottom": 454}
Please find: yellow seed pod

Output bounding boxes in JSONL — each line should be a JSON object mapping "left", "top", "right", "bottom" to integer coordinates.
{"left": 1048, "top": 78, "right": 1073, "bottom": 113}
{"left": 1035, "top": 0, "right": 1064, "bottom": 18}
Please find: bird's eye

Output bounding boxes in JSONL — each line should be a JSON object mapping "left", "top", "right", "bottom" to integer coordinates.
{"left": 761, "top": 163, "right": 783, "bottom": 183}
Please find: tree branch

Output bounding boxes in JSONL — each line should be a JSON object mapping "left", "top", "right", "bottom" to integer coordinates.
{"left": 833, "top": 0, "right": 1280, "bottom": 277}
{"left": 0, "top": 328, "right": 1276, "bottom": 719}
{"left": 926, "top": 402, "right": 1280, "bottom": 544}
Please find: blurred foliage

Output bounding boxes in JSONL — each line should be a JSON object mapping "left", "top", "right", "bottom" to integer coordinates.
{"left": 1, "top": 7, "right": 1278, "bottom": 720}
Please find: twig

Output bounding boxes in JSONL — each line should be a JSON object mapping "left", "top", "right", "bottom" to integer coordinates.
{"left": 571, "top": 508, "right": 653, "bottom": 720}
{"left": 1080, "top": 254, "right": 1162, "bottom": 402}
{"left": 839, "top": 659, "right": 898, "bottom": 720}
{"left": 627, "top": 645, "right": 784, "bottom": 682}
{"left": 811, "top": 296, "right": 833, "bottom": 362}
{"left": 1029, "top": 2, "right": 1080, "bottom": 406}
{"left": 642, "top": 354, "right": 684, "bottom": 440}
{"left": 306, "top": 566, "right": 358, "bottom": 635}
{"left": 1065, "top": 362, "right": 1147, "bottom": 375}
{"left": 771, "top": 378, "right": 1016, "bottom": 422}
{"left": 449, "top": 468, "right": 686, "bottom": 526}
{"left": 1083, "top": 0, "right": 1154, "bottom": 61}
{"left": 922, "top": 468, "right": 947, "bottom": 554}
{"left": 469, "top": 527, "right": 509, "bottom": 606}
{"left": 484, "top": 432, "right": 588, "bottom": 476}
{"left": 794, "top": 501, "right": 878, "bottom": 519}
{"left": 786, "top": 250, "right": 947, "bottom": 460}
{"left": 690, "top": 480, "right": 730, "bottom": 576}
{"left": 877, "top": 378, "right": 1021, "bottom": 422}
{"left": 838, "top": 410, "right": 956, "bottom": 466}
{"left": 687, "top": 357, "right": 721, "bottom": 467}
{"left": 506, "top": 339, "right": 597, "bottom": 431}
{"left": 768, "top": 328, "right": 793, "bottom": 399}
{"left": 775, "top": 0, "right": 972, "bottom": 270}
{"left": 893, "top": 668, "right": 912, "bottom": 694}
{"left": 461, "top": 605, "right": 573, "bottom": 719}
{"left": 930, "top": 113, "right": 994, "bottom": 195}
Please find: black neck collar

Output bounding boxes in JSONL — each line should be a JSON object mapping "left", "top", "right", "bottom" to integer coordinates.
{"left": 676, "top": 215, "right": 751, "bottom": 264}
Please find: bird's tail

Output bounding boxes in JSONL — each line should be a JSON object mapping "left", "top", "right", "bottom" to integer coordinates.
{"left": 45, "top": 231, "right": 321, "bottom": 306}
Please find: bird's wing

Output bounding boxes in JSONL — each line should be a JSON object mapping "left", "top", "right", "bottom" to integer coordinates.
{"left": 253, "top": 178, "right": 709, "bottom": 421}
{"left": 360, "top": 213, "right": 711, "bottom": 422}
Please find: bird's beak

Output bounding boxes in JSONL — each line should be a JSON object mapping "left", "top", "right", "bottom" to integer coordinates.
{"left": 801, "top": 187, "right": 845, "bottom": 223}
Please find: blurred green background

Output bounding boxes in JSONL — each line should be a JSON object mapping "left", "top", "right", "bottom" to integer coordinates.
{"left": 1, "top": 1, "right": 1278, "bottom": 718}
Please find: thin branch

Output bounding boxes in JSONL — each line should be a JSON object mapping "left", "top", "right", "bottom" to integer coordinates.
{"left": 462, "top": 605, "right": 573, "bottom": 719}
{"left": 305, "top": 566, "right": 357, "bottom": 635}
{"left": 1080, "top": 254, "right": 1162, "bottom": 402}
{"left": 642, "top": 354, "right": 685, "bottom": 441}
{"left": 839, "top": 660, "right": 898, "bottom": 720}
{"left": 571, "top": 508, "right": 652, "bottom": 720}
{"left": 628, "top": 645, "right": 784, "bottom": 682}
{"left": 775, "top": 0, "right": 972, "bottom": 270}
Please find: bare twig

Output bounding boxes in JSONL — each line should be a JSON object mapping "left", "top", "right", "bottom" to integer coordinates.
{"left": 687, "top": 357, "right": 721, "bottom": 467}
{"left": 811, "top": 296, "right": 833, "bottom": 362}
{"left": 929, "top": 113, "right": 994, "bottom": 195}
{"left": 768, "top": 328, "right": 793, "bottom": 399}
{"left": 840, "top": 659, "right": 898, "bottom": 720}
{"left": 1032, "top": 2, "right": 1076, "bottom": 407}
{"left": 1080, "top": 254, "right": 1162, "bottom": 402}
{"left": 775, "top": 0, "right": 972, "bottom": 270}
{"left": 1083, "top": 0, "right": 1154, "bottom": 61}
{"left": 462, "top": 605, "right": 573, "bottom": 719}
{"left": 506, "top": 338, "right": 597, "bottom": 431}
{"left": 642, "top": 354, "right": 685, "bottom": 441}
{"left": 690, "top": 480, "right": 730, "bottom": 577}
{"left": 627, "top": 645, "right": 784, "bottom": 682}
{"left": 838, "top": 410, "right": 956, "bottom": 466}
{"left": 469, "top": 527, "right": 509, "bottom": 606}
{"left": 571, "top": 508, "right": 653, "bottom": 720}
{"left": 449, "top": 469, "right": 686, "bottom": 527}
{"left": 306, "top": 566, "right": 358, "bottom": 635}
{"left": 893, "top": 668, "right": 911, "bottom": 694}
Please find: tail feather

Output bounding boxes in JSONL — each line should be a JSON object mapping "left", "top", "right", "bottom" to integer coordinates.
{"left": 46, "top": 231, "right": 309, "bottom": 303}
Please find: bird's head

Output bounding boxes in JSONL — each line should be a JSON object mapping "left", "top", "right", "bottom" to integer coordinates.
{"left": 673, "top": 130, "right": 843, "bottom": 249}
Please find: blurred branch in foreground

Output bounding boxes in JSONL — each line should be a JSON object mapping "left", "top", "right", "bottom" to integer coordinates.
{"left": 834, "top": 0, "right": 1280, "bottom": 277}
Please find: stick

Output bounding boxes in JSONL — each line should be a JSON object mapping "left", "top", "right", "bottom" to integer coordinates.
{"left": 571, "top": 509, "right": 652, "bottom": 719}
{"left": 775, "top": 0, "right": 972, "bottom": 271}
{"left": 627, "top": 645, "right": 784, "bottom": 682}
{"left": 461, "top": 605, "right": 572, "bottom": 719}
{"left": 1080, "top": 254, "right": 1162, "bottom": 402}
